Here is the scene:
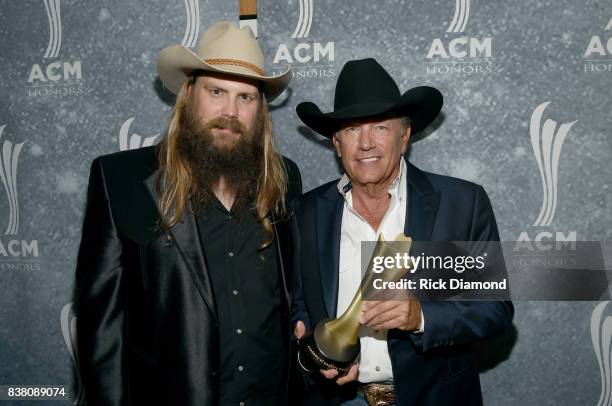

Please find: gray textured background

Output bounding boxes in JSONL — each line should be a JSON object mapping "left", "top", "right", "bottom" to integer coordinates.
{"left": 0, "top": 0, "right": 611, "bottom": 404}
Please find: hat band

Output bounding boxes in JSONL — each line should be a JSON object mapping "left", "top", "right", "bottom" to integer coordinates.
{"left": 204, "top": 58, "right": 266, "bottom": 76}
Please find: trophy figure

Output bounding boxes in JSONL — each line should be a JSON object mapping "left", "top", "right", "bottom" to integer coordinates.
{"left": 297, "top": 233, "right": 413, "bottom": 374}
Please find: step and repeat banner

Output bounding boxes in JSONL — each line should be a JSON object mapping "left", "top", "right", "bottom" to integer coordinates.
{"left": 0, "top": 0, "right": 611, "bottom": 404}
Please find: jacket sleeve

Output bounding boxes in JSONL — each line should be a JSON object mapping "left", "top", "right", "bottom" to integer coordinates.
{"left": 74, "top": 158, "right": 127, "bottom": 405}
{"left": 291, "top": 200, "right": 321, "bottom": 393}
{"left": 409, "top": 185, "right": 514, "bottom": 352}
{"left": 284, "top": 157, "right": 309, "bottom": 328}
{"left": 283, "top": 156, "right": 303, "bottom": 210}
{"left": 290, "top": 200, "right": 312, "bottom": 331}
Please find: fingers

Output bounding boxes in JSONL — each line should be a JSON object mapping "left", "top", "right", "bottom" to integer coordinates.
{"left": 336, "top": 363, "right": 359, "bottom": 385}
{"left": 320, "top": 368, "right": 339, "bottom": 379}
{"left": 361, "top": 300, "right": 383, "bottom": 314}
{"left": 359, "top": 301, "right": 400, "bottom": 325}
{"left": 319, "top": 362, "right": 359, "bottom": 385}
{"left": 369, "top": 311, "right": 402, "bottom": 330}
{"left": 360, "top": 300, "right": 421, "bottom": 331}
{"left": 294, "top": 320, "right": 306, "bottom": 339}
{"left": 369, "top": 314, "right": 407, "bottom": 331}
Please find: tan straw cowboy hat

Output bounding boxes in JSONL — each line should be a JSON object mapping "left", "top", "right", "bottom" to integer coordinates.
{"left": 156, "top": 21, "right": 291, "bottom": 101}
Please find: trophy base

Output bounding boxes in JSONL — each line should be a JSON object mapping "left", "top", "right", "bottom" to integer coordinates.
{"left": 297, "top": 320, "right": 360, "bottom": 375}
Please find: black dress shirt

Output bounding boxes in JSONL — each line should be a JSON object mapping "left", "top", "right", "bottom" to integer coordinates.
{"left": 196, "top": 198, "right": 287, "bottom": 406}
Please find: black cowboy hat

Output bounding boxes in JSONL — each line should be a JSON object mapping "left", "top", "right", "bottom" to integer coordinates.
{"left": 296, "top": 58, "right": 443, "bottom": 138}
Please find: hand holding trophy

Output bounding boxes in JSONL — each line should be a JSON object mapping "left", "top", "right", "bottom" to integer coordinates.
{"left": 297, "top": 233, "right": 413, "bottom": 375}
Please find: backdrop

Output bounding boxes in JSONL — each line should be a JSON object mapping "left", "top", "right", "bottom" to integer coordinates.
{"left": 0, "top": 0, "right": 611, "bottom": 404}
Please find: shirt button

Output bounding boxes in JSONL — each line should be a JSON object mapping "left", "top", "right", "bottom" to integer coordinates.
{"left": 375, "top": 366, "right": 381, "bottom": 372}
{"left": 232, "top": 289, "right": 238, "bottom": 296}
{"left": 236, "top": 328, "right": 243, "bottom": 334}
{"left": 228, "top": 252, "right": 234, "bottom": 257}
{"left": 238, "top": 365, "right": 244, "bottom": 372}
{"left": 260, "top": 254, "right": 265, "bottom": 261}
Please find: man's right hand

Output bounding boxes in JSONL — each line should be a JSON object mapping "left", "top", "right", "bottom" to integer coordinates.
{"left": 294, "top": 320, "right": 359, "bottom": 385}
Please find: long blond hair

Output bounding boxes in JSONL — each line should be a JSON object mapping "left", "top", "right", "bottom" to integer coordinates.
{"left": 155, "top": 76, "right": 287, "bottom": 247}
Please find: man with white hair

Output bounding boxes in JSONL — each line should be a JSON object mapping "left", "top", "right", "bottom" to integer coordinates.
{"left": 292, "top": 58, "right": 513, "bottom": 406}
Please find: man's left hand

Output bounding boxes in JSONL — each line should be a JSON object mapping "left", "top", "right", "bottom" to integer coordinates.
{"left": 320, "top": 363, "right": 359, "bottom": 386}
{"left": 359, "top": 298, "right": 422, "bottom": 331}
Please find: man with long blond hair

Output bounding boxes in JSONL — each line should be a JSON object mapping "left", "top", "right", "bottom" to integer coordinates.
{"left": 74, "top": 22, "right": 302, "bottom": 406}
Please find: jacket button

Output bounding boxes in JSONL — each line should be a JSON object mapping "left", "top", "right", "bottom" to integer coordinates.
{"left": 211, "top": 370, "right": 218, "bottom": 377}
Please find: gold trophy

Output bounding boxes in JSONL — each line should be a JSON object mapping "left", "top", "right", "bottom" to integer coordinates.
{"left": 298, "top": 234, "right": 413, "bottom": 374}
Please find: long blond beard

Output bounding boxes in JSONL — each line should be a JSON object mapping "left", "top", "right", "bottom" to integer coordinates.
{"left": 177, "top": 99, "right": 264, "bottom": 214}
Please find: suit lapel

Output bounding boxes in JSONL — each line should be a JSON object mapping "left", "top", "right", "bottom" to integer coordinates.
{"left": 316, "top": 184, "right": 344, "bottom": 318}
{"left": 403, "top": 159, "right": 440, "bottom": 242}
{"left": 143, "top": 171, "right": 218, "bottom": 322}
{"left": 272, "top": 215, "right": 290, "bottom": 303}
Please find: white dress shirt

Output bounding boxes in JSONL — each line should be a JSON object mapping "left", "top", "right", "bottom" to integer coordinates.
{"left": 336, "top": 158, "right": 423, "bottom": 383}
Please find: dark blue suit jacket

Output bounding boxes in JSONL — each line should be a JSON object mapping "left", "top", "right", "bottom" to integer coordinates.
{"left": 291, "top": 158, "right": 514, "bottom": 406}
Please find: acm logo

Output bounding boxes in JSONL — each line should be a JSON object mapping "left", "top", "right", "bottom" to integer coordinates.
{"left": 426, "top": 0, "right": 494, "bottom": 74}
{"left": 592, "top": 301, "right": 612, "bottom": 406}
{"left": 272, "top": 0, "right": 336, "bottom": 79}
{"left": 27, "top": 0, "right": 86, "bottom": 97}
{"left": 181, "top": 0, "right": 201, "bottom": 48}
{"left": 118, "top": 0, "right": 185, "bottom": 153}
{"left": 0, "top": 126, "right": 40, "bottom": 266}
{"left": 584, "top": 16, "right": 612, "bottom": 73}
{"left": 514, "top": 102, "right": 577, "bottom": 251}
{"left": 118, "top": 118, "right": 159, "bottom": 151}
{"left": 61, "top": 302, "right": 86, "bottom": 405}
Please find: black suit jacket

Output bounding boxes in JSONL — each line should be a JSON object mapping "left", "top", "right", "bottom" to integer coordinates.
{"left": 292, "top": 158, "right": 514, "bottom": 406}
{"left": 74, "top": 145, "right": 302, "bottom": 405}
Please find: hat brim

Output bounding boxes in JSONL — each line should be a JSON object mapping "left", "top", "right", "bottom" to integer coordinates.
{"left": 156, "top": 45, "right": 291, "bottom": 101}
{"left": 296, "top": 86, "right": 443, "bottom": 139}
